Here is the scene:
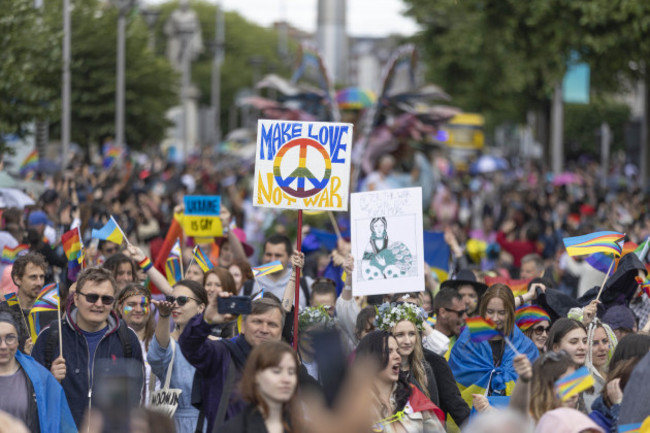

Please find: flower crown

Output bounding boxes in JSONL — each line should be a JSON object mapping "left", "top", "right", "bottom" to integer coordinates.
{"left": 375, "top": 302, "right": 426, "bottom": 332}
{"left": 298, "top": 306, "right": 334, "bottom": 333}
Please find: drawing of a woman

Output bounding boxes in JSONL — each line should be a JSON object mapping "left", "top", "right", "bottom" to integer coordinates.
{"left": 361, "top": 217, "right": 414, "bottom": 280}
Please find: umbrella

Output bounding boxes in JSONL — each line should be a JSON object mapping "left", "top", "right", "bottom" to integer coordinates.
{"left": 470, "top": 155, "right": 509, "bottom": 174}
{"left": 0, "top": 187, "right": 35, "bottom": 208}
{"left": 336, "top": 87, "right": 376, "bottom": 110}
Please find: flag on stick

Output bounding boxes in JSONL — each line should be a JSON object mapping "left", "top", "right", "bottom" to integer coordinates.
{"left": 562, "top": 231, "right": 625, "bottom": 257}
{"left": 19, "top": 149, "right": 39, "bottom": 179}
{"left": 2, "top": 292, "right": 18, "bottom": 306}
{"left": 91, "top": 216, "right": 125, "bottom": 245}
{"left": 466, "top": 317, "right": 501, "bottom": 343}
{"left": 554, "top": 366, "right": 595, "bottom": 401}
{"left": 252, "top": 260, "right": 284, "bottom": 278}
{"left": 193, "top": 246, "right": 214, "bottom": 272}
{"left": 1, "top": 244, "right": 29, "bottom": 264}
{"left": 165, "top": 257, "right": 183, "bottom": 287}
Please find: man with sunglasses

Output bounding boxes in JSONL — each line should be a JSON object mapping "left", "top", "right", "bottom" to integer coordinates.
{"left": 429, "top": 288, "right": 468, "bottom": 357}
{"left": 32, "top": 267, "right": 144, "bottom": 428}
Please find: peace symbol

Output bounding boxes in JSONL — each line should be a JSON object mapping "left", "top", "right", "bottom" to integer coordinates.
{"left": 273, "top": 138, "right": 332, "bottom": 198}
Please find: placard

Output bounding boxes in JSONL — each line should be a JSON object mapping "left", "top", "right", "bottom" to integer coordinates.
{"left": 350, "top": 187, "right": 425, "bottom": 296}
{"left": 253, "top": 119, "right": 353, "bottom": 211}
{"left": 182, "top": 195, "right": 222, "bottom": 237}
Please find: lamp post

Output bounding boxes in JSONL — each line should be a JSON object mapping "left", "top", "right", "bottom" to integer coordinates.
{"left": 62, "top": 0, "right": 71, "bottom": 160}
{"left": 210, "top": 1, "right": 225, "bottom": 145}
{"left": 140, "top": 7, "right": 161, "bottom": 52}
{"left": 112, "top": 0, "right": 135, "bottom": 149}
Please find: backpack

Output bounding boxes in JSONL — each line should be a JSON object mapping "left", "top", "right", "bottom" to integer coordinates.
{"left": 44, "top": 321, "right": 133, "bottom": 370}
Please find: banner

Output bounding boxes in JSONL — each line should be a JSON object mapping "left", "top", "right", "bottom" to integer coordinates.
{"left": 253, "top": 119, "right": 353, "bottom": 211}
{"left": 350, "top": 187, "right": 424, "bottom": 296}
{"left": 182, "top": 196, "right": 222, "bottom": 237}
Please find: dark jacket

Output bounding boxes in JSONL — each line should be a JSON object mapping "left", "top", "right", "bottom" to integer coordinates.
{"left": 589, "top": 395, "right": 620, "bottom": 433}
{"left": 179, "top": 314, "right": 251, "bottom": 433}
{"left": 31, "top": 303, "right": 144, "bottom": 427}
{"left": 220, "top": 404, "right": 290, "bottom": 433}
{"left": 423, "top": 348, "right": 470, "bottom": 427}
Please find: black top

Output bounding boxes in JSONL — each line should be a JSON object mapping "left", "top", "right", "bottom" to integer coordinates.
{"left": 423, "top": 348, "right": 471, "bottom": 427}
{"left": 220, "top": 404, "right": 291, "bottom": 433}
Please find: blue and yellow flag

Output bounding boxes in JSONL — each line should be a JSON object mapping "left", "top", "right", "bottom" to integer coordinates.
{"left": 91, "top": 216, "right": 124, "bottom": 245}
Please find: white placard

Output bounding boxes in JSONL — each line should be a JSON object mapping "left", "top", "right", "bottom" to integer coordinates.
{"left": 350, "top": 187, "right": 425, "bottom": 296}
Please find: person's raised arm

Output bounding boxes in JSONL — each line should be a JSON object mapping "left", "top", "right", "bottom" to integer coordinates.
{"left": 336, "top": 255, "right": 360, "bottom": 342}
{"left": 509, "top": 354, "right": 533, "bottom": 416}
{"left": 152, "top": 300, "right": 173, "bottom": 349}
{"left": 281, "top": 251, "right": 304, "bottom": 312}
{"left": 126, "top": 244, "right": 174, "bottom": 296}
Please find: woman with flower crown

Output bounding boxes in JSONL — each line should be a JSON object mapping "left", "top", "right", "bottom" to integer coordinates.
{"left": 356, "top": 330, "right": 445, "bottom": 433}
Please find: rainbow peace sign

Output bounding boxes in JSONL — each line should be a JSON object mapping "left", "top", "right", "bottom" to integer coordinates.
{"left": 273, "top": 138, "right": 332, "bottom": 198}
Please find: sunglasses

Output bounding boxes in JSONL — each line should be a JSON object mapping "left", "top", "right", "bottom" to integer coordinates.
{"left": 165, "top": 295, "right": 200, "bottom": 306}
{"left": 77, "top": 291, "right": 115, "bottom": 305}
{"left": 532, "top": 325, "right": 550, "bottom": 335}
{"left": 443, "top": 306, "right": 468, "bottom": 317}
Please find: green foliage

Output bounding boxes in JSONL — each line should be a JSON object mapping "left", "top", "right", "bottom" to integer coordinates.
{"left": 564, "top": 102, "right": 630, "bottom": 156}
{"left": 0, "top": 0, "right": 60, "bottom": 151}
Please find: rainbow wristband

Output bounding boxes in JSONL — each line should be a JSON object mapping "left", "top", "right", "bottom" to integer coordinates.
{"left": 138, "top": 257, "right": 153, "bottom": 272}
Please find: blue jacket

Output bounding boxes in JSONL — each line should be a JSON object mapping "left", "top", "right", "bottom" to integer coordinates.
{"left": 15, "top": 351, "right": 77, "bottom": 433}
{"left": 589, "top": 395, "right": 620, "bottom": 433}
{"left": 31, "top": 303, "right": 144, "bottom": 427}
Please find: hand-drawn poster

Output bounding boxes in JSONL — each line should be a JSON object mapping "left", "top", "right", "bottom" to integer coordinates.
{"left": 350, "top": 187, "right": 425, "bottom": 296}
{"left": 253, "top": 119, "right": 353, "bottom": 211}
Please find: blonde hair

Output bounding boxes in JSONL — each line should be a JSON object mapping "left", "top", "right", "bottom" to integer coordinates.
{"left": 585, "top": 318, "right": 617, "bottom": 380}
{"left": 391, "top": 319, "right": 430, "bottom": 399}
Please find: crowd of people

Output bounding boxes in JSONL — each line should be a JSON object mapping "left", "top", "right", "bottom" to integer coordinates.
{"left": 0, "top": 146, "right": 649, "bottom": 433}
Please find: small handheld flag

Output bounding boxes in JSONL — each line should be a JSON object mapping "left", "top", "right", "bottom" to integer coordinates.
{"left": 165, "top": 256, "right": 183, "bottom": 286}
{"left": 617, "top": 422, "right": 642, "bottom": 433}
{"left": 585, "top": 252, "right": 616, "bottom": 276}
{"left": 515, "top": 305, "right": 551, "bottom": 331}
{"left": 635, "top": 276, "right": 650, "bottom": 298}
{"left": 554, "top": 366, "right": 595, "bottom": 401}
{"left": 91, "top": 216, "right": 125, "bottom": 245}
{"left": 102, "top": 143, "right": 121, "bottom": 169}
{"left": 19, "top": 149, "right": 39, "bottom": 179}
{"left": 466, "top": 317, "right": 501, "bottom": 342}
{"left": 193, "top": 246, "right": 214, "bottom": 272}
{"left": 2, "top": 292, "right": 18, "bottom": 306}
{"left": 1, "top": 244, "right": 29, "bottom": 264}
{"left": 562, "top": 231, "right": 625, "bottom": 257}
{"left": 31, "top": 283, "right": 60, "bottom": 313}
{"left": 252, "top": 260, "right": 284, "bottom": 278}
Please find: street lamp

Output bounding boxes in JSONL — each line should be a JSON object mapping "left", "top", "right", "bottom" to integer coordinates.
{"left": 111, "top": 0, "right": 136, "bottom": 149}
{"left": 140, "top": 7, "right": 161, "bottom": 52}
{"left": 210, "top": 1, "right": 225, "bottom": 145}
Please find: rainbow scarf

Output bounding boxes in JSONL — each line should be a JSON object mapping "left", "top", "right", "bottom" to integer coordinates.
{"left": 449, "top": 325, "right": 539, "bottom": 410}
{"left": 562, "top": 231, "right": 624, "bottom": 257}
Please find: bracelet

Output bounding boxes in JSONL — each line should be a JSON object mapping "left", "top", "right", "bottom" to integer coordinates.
{"left": 158, "top": 312, "right": 171, "bottom": 318}
{"left": 138, "top": 257, "right": 153, "bottom": 272}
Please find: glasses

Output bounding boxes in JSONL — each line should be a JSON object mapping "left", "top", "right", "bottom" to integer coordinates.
{"left": 165, "top": 295, "right": 200, "bottom": 306}
{"left": 0, "top": 334, "right": 18, "bottom": 346}
{"left": 77, "top": 291, "right": 115, "bottom": 305}
{"left": 443, "top": 307, "right": 468, "bottom": 317}
{"left": 532, "top": 325, "right": 550, "bottom": 336}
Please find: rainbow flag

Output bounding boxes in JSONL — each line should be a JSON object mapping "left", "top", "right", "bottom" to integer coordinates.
{"left": 1, "top": 244, "right": 29, "bottom": 264}
{"left": 635, "top": 276, "right": 650, "bottom": 298}
{"left": 515, "top": 305, "right": 550, "bottom": 331}
{"left": 91, "top": 216, "right": 124, "bottom": 245}
{"left": 62, "top": 227, "right": 83, "bottom": 262}
{"left": 554, "top": 366, "right": 595, "bottom": 401}
{"left": 165, "top": 256, "right": 183, "bottom": 286}
{"left": 252, "top": 260, "right": 284, "bottom": 278}
{"left": 562, "top": 231, "right": 624, "bottom": 257}
{"left": 618, "top": 422, "right": 642, "bottom": 433}
{"left": 3, "top": 292, "right": 18, "bottom": 306}
{"left": 484, "top": 276, "right": 530, "bottom": 297}
{"left": 19, "top": 149, "right": 39, "bottom": 179}
{"left": 31, "top": 283, "right": 59, "bottom": 313}
{"left": 585, "top": 252, "right": 616, "bottom": 276}
{"left": 193, "top": 246, "right": 214, "bottom": 272}
{"left": 466, "top": 317, "right": 501, "bottom": 342}
{"left": 102, "top": 143, "right": 121, "bottom": 169}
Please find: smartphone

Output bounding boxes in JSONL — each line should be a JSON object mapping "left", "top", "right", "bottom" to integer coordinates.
{"left": 217, "top": 296, "right": 252, "bottom": 315}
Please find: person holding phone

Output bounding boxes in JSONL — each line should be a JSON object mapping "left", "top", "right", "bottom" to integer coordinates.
{"left": 220, "top": 341, "right": 302, "bottom": 433}
{"left": 149, "top": 280, "right": 208, "bottom": 433}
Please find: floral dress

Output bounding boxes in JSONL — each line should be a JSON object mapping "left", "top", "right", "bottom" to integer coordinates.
{"left": 362, "top": 234, "right": 414, "bottom": 280}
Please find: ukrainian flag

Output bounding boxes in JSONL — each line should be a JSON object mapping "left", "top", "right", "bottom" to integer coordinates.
{"left": 448, "top": 324, "right": 539, "bottom": 424}
{"left": 91, "top": 217, "right": 124, "bottom": 245}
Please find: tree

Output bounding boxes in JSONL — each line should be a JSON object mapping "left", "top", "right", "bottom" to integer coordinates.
{"left": 0, "top": 0, "right": 59, "bottom": 153}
